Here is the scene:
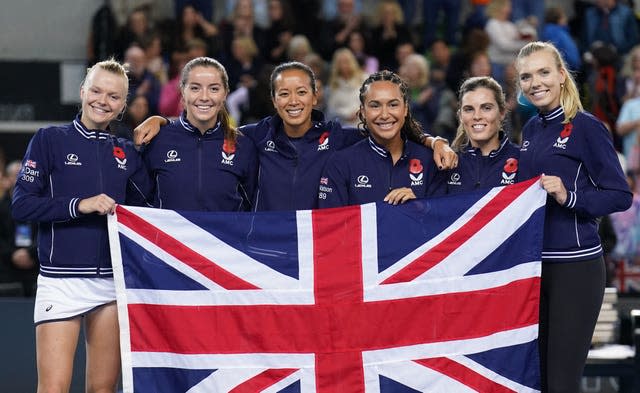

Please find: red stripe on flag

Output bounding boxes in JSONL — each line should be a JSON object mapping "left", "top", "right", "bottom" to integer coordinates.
{"left": 116, "top": 206, "right": 258, "bottom": 290}
{"left": 417, "top": 357, "right": 517, "bottom": 393}
{"left": 382, "top": 177, "right": 540, "bottom": 284}
{"left": 127, "top": 278, "right": 540, "bottom": 354}
{"left": 312, "top": 207, "right": 365, "bottom": 392}
{"left": 228, "top": 369, "right": 297, "bottom": 393}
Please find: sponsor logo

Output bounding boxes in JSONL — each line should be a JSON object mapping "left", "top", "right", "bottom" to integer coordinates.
{"left": 222, "top": 139, "right": 236, "bottom": 165}
{"left": 409, "top": 158, "right": 424, "bottom": 185}
{"left": 264, "top": 140, "right": 277, "bottom": 152}
{"left": 318, "top": 131, "right": 330, "bottom": 151}
{"left": 553, "top": 123, "right": 572, "bottom": 149}
{"left": 113, "top": 147, "right": 127, "bottom": 170}
{"left": 448, "top": 172, "right": 462, "bottom": 186}
{"left": 64, "top": 153, "right": 82, "bottom": 166}
{"left": 164, "top": 149, "right": 181, "bottom": 163}
{"left": 500, "top": 157, "right": 518, "bottom": 185}
{"left": 45, "top": 304, "right": 53, "bottom": 312}
{"left": 520, "top": 140, "right": 530, "bottom": 152}
{"left": 355, "top": 175, "right": 372, "bottom": 188}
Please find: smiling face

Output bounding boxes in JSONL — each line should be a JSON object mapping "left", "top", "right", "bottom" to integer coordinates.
{"left": 181, "top": 65, "right": 228, "bottom": 132}
{"left": 517, "top": 49, "right": 566, "bottom": 113}
{"left": 361, "top": 80, "right": 408, "bottom": 147}
{"left": 459, "top": 87, "right": 505, "bottom": 154}
{"left": 80, "top": 68, "right": 128, "bottom": 130}
{"left": 272, "top": 68, "right": 318, "bottom": 137}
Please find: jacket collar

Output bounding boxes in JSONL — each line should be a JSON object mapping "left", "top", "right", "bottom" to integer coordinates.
{"left": 179, "top": 112, "right": 222, "bottom": 136}
{"left": 73, "top": 115, "right": 111, "bottom": 140}
{"left": 367, "top": 136, "right": 408, "bottom": 159}
{"left": 538, "top": 106, "right": 565, "bottom": 126}
{"left": 464, "top": 131, "right": 509, "bottom": 158}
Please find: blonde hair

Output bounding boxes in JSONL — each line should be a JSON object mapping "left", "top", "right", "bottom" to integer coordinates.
{"left": 83, "top": 58, "right": 129, "bottom": 95}
{"left": 233, "top": 36, "right": 259, "bottom": 58}
{"left": 403, "top": 53, "right": 430, "bottom": 87}
{"left": 328, "top": 48, "right": 364, "bottom": 89}
{"left": 515, "top": 41, "right": 582, "bottom": 123}
{"left": 375, "top": 0, "right": 404, "bottom": 25}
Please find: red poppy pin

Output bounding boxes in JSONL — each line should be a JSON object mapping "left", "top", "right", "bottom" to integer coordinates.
{"left": 223, "top": 139, "right": 236, "bottom": 154}
{"left": 503, "top": 158, "right": 518, "bottom": 174}
{"left": 113, "top": 146, "right": 125, "bottom": 160}
{"left": 560, "top": 123, "right": 573, "bottom": 139}
{"left": 409, "top": 158, "right": 423, "bottom": 174}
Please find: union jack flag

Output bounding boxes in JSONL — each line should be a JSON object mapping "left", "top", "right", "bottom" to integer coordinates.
{"left": 108, "top": 177, "right": 546, "bottom": 393}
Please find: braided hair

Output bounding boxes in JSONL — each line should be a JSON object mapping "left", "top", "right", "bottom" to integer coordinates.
{"left": 357, "top": 70, "right": 424, "bottom": 144}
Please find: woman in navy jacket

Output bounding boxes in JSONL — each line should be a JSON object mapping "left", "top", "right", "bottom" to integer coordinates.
{"left": 515, "top": 41, "right": 632, "bottom": 393}
{"left": 318, "top": 70, "right": 438, "bottom": 207}
{"left": 142, "top": 56, "right": 257, "bottom": 211}
{"left": 136, "top": 62, "right": 458, "bottom": 211}
{"left": 11, "top": 59, "right": 151, "bottom": 393}
{"left": 430, "top": 76, "right": 520, "bottom": 195}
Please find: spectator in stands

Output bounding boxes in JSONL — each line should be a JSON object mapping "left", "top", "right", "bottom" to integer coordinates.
{"left": 320, "top": 0, "right": 367, "bottom": 60}
{"left": 370, "top": 0, "right": 412, "bottom": 72}
{"left": 616, "top": 84, "right": 640, "bottom": 178}
{"left": 485, "top": 0, "right": 534, "bottom": 84}
{"left": 227, "top": 64, "right": 277, "bottom": 125}
{"left": 620, "top": 45, "right": 640, "bottom": 103}
{"left": 428, "top": 39, "right": 451, "bottom": 86}
{"left": 11, "top": 59, "right": 151, "bottom": 393}
{"left": 124, "top": 44, "right": 161, "bottom": 115}
{"left": 326, "top": 48, "right": 367, "bottom": 127}
{"left": 86, "top": 1, "right": 117, "bottom": 66}
{"left": 347, "top": 30, "right": 379, "bottom": 75}
{"left": 466, "top": 50, "right": 493, "bottom": 79}
{"left": 422, "top": 0, "right": 462, "bottom": 48}
{"left": 226, "top": 36, "right": 263, "bottom": 92}
{"left": 429, "top": 76, "right": 520, "bottom": 195}
{"left": 318, "top": 69, "right": 439, "bottom": 207}
{"left": 135, "top": 62, "right": 458, "bottom": 211}
{"left": 395, "top": 42, "right": 417, "bottom": 71}
{"left": 168, "top": 3, "right": 220, "bottom": 62}
{"left": 113, "top": 94, "right": 151, "bottom": 140}
{"left": 446, "top": 28, "right": 490, "bottom": 92}
{"left": 511, "top": 0, "right": 544, "bottom": 35}
{"left": 302, "top": 53, "right": 329, "bottom": 112}
{"left": 218, "top": 0, "right": 265, "bottom": 63}
{"left": 286, "top": 34, "right": 315, "bottom": 63}
{"left": 0, "top": 161, "right": 38, "bottom": 296}
{"left": 114, "top": 5, "right": 154, "bottom": 61}
{"left": 142, "top": 32, "right": 169, "bottom": 86}
{"left": 541, "top": 6, "right": 581, "bottom": 72}
{"left": 515, "top": 41, "right": 632, "bottom": 393}
{"left": 263, "top": 0, "right": 295, "bottom": 65}
{"left": 581, "top": 0, "right": 639, "bottom": 56}
{"left": 399, "top": 53, "right": 456, "bottom": 141}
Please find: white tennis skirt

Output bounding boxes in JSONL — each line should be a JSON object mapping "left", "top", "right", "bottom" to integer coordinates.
{"left": 34, "top": 275, "right": 116, "bottom": 325}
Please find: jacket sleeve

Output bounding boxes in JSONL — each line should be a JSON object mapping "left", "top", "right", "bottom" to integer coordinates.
{"left": 318, "top": 152, "right": 350, "bottom": 208}
{"left": 126, "top": 147, "right": 154, "bottom": 207}
{"left": 240, "top": 136, "right": 259, "bottom": 211}
{"left": 11, "top": 129, "right": 84, "bottom": 222}
{"left": 566, "top": 117, "right": 632, "bottom": 217}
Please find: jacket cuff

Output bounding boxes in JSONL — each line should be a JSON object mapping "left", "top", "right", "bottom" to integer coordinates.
{"left": 69, "top": 198, "right": 81, "bottom": 218}
{"left": 563, "top": 191, "right": 577, "bottom": 209}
